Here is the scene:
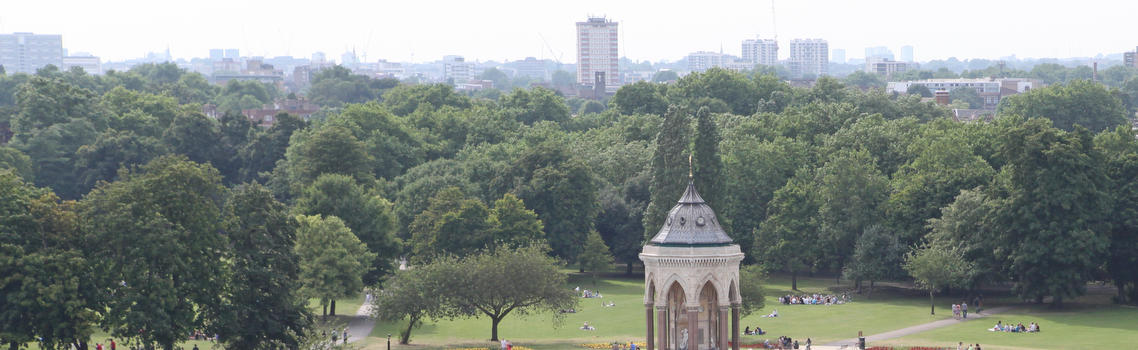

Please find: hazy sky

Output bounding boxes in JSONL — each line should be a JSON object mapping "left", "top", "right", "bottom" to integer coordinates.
{"left": 7, "top": 0, "right": 1137, "bottom": 63}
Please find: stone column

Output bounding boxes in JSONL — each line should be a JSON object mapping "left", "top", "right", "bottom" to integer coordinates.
{"left": 686, "top": 306, "right": 700, "bottom": 350}
{"left": 730, "top": 304, "right": 740, "bottom": 350}
{"left": 718, "top": 305, "right": 729, "bottom": 350}
{"left": 656, "top": 305, "right": 668, "bottom": 350}
{"left": 646, "top": 304, "right": 655, "bottom": 350}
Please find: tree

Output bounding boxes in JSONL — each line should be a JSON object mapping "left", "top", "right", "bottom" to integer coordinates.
{"left": 692, "top": 107, "right": 725, "bottom": 209}
{"left": 489, "top": 193, "right": 545, "bottom": 245}
{"left": 307, "top": 66, "right": 395, "bottom": 107}
{"left": 906, "top": 84, "right": 933, "bottom": 97}
{"left": 843, "top": 71, "right": 885, "bottom": 89}
{"left": 643, "top": 105, "right": 691, "bottom": 240}
{"left": 723, "top": 136, "right": 812, "bottom": 260}
{"left": 479, "top": 68, "right": 510, "bottom": 90}
{"left": 238, "top": 113, "right": 306, "bottom": 183}
{"left": 610, "top": 81, "right": 668, "bottom": 116}
{"left": 578, "top": 230, "right": 614, "bottom": 284}
{"left": 949, "top": 87, "right": 983, "bottom": 109}
{"left": 381, "top": 84, "right": 472, "bottom": 116}
{"left": 754, "top": 169, "right": 820, "bottom": 291}
{"left": 843, "top": 225, "right": 905, "bottom": 298}
{"left": 409, "top": 188, "right": 494, "bottom": 260}
{"left": 80, "top": 155, "right": 227, "bottom": 350}
{"left": 434, "top": 245, "right": 577, "bottom": 341}
{"left": 999, "top": 80, "right": 1128, "bottom": 132}
{"left": 926, "top": 189, "right": 1003, "bottom": 289}
{"left": 551, "top": 70, "right": 575, "bottom": 87}
{"left": 737, "top": 264, "right": 767, "bottom": 317}
{"left": 499, "top": 87, "right": 570, "bottom": 125}
{"left": 295, "top": 174, "right": 399, "bottom": 284}
{"left": 815, "top": 149, "right": 889, "bottom": 277}
{"left": 280, "top": 125, "right": 374, "bottom": 193}
{"left": 667, "top": 68, "right": 760, "bottom": 115}
{"left": 294, "top": 214, "right": 376, "bottom": 317}
{"left": 903, "top": 244, "right": 973, "bottom": 315}
{"left": 1095, "top": 126, "right": 1138, "bottom": 303}
{"left": 495, "top": 141, "right": 598, "bottom": 261}
{"left": 215, "top": 183, "right": 310, "bottom": 350}
{"left": 0, "top": 146, "right": 33, "bottom": 181}
{"left": 74, "top": 130, "right": 167, "bottom": 190}
{"left": 990, "top": 118, "right": 1110, "bottom": 305}
{"left": 652, "top": 70, "right": 679, "bottom": 83}
{"left": 162, "top": 111, "right": 223, "bottom": 168}
{"left": 371, "top": 265, "right": 451, "bottom": 344}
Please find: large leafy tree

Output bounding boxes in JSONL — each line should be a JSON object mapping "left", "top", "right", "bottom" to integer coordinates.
{"left": 904, "top": 244, "right": 973, "bottom": 315}
{"left": 279, "top": 125, "right": 374, "bottom": 194}
{"left": 989, "top": 118, "right": 1110, "bottom": 305}
{"left": 499, "top": 87, "right": 570, "bottom": 125}
{"left": 162, "top": 111, "right": 223, "bottom": 169}
{"left": 74, "top": 130, "right": 167, "bottom": 190}
{"left": 999, "top": 79, "right": 1128, "bottom": 132}
{"left": 1095, "top": 126, "right": 1138, "bottom": 303}
{"left": 723, "top": 136, "right": 812, "bottom": 260}
{"left": 80, "top": 155, "right": 228, "bottom": 350}
{"left": 294, "top": 214, "right": 376, "bottom": 317}
{"left": 237, "top": 112, "right": 306, "bottom": 183}
{"left": 494, "top": 141, "right": 598, "bottom": 261}
{"left": 215, "top": 183, "right": 310, "bottom": 349}
{"left": 295, "top": 174, "right": 399, "bottom": 284}
{"left": 432, "top": 245, "right": 577, "bottom": 341}
{"left": 843, "top": 225, "right": 905, "bottom": 298}
{"left": 610, "top": 81, "right": 668, "bottom": 116}
{"left": 815, "top": 149, "right": 889, "bottom": 276}
{"left": 327, "top": 102, "right": 427, "bottom": 180}
{"left": 667, "top": 67, "right": 759, "bottom": 115}
{"left": 754, "top": 169, "right": 820, "bottom": 291}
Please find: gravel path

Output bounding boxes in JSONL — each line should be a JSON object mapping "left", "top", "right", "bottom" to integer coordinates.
{"left": 823, "top": 306, "right": 1016, "bottom": 347}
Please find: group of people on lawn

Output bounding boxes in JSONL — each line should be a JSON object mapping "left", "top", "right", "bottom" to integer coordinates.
{"left": 777, "top": 293, "right": 847, "bottom": 305}
{"left": 989, "top": 320, "right": 1040, "bottom": 333}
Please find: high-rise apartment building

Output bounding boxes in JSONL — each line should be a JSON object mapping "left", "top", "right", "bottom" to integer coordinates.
{"left": 1125, "top": 46, "right": 1138, "bottom": 68}
{"left": 576, "top": 17, "right": 619, "bottom": 88}
{"left": 0, "top": 32, "right": 63, "bottom": 74}
{"left": 900, "top": 45, "right": 914, "bottom": 62}
{"left": 443, "top": 55, "right": 474, "bottom": 84}
{"left": 741, "top": 36, "right": 778, "bottom": 67}
{"left": 832, "top": 49, "right": 846, "bottom": 64}
{"left": 62, "top": 54, "right": 101, "bottom": 74}
{"left": 225, "top": 49, "right": 240, "bottom": 60}
{"left": 865, "top": 46, "right": 894, "bottom": 61}
{"left": 210, "top": 49, "right": 224, "bottom": 61}
{"left": 789, "top": 39, "right": 828, "bottom": 78}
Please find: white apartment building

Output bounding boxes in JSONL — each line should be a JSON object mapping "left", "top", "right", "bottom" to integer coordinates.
{"left": 789, "top": 39, "right": 828, "bottom": 78}
{"left": 687, "top": 51, "right": 726, "bottom": 72}
{"left": 865, "top": 58, "right": 917, "bottom": 76}
{"left": 576, "top": 17, "right": 619, "bottom": 88}
{"left": 741, "top": 37, "right": 778, "bottom": 67}
{"left": 0, "top": 32, "right": 63, "bottom": 74}
{"left": 443, "top": 55, "right": 474, "bottom": 84}
{"left": 62, "top": 55, "right": 101, "bottom": 74}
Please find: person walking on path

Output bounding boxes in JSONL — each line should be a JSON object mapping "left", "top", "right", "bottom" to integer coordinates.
{"left": 962, "top": 302, "right": 968, "bottom": 318}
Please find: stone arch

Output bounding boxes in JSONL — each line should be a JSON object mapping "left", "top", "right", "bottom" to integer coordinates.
{"left": 728, "top": 279, "right": 741, "bottom": 304}
{"left": 697, "top": 281, "right": 722, "bottom": 350}
{"left": 646, "top": 279, "right": 657, "bottom": 305}
{"left": 695, "top": 273, "right": 729, "bottom": 306}
{"left": 658, "top": 273, "right": 688, "bottom": 305}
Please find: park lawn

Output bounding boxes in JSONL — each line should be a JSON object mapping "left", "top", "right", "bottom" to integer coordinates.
{"left": 877, "top": 303, "right": 1138, "bottom": 350}
{"left": 308, "top": 292, "right": 367, "bottom": 317}
{"left": 362, "top": 272, "right": 953, "bottom": 349}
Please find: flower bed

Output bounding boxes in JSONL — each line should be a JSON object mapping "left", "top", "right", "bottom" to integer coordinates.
{"left": 578, "top": 342, "right": 647, "bottom": 349}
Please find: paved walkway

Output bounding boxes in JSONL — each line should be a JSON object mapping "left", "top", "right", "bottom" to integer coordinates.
{"left": 824, "top": 306, "right": 1015, "bottom": 347}
{"left": 345, "top": 295, "right": 377, "bottom": 343}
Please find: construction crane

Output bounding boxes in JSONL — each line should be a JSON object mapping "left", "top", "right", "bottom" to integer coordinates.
{"left": 771, "top": 0, "right": 778, "bottom": 40}
{"left": 538, "top": 33, "right": 564, "bottom": 65}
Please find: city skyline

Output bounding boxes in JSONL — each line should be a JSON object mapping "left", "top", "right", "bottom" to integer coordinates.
{"left": 5, "top": 0, "right": 1138, "bottom": 64}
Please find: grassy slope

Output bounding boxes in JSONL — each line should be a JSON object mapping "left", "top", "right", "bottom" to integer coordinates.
{"left": 363, "top": 272, "right": 953, "bottom": 349}
{"left": 880, "top": 302, "right": 1138, "bottom": 350}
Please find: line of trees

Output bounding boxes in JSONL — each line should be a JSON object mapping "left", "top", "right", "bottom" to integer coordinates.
{"left": 3, "top": 62, "right": 1138, "bottom": 348}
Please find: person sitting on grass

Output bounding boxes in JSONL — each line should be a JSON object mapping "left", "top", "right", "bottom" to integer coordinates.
{"left": 745, "top": 326, "right": 751, "bottom": 335}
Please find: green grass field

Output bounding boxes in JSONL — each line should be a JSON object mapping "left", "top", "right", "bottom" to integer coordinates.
{"left": 361, "top": 272, "right": 956, "bottom": 349}
{"left": 879, "top": 302, "right": 1138, "bottom": 350}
